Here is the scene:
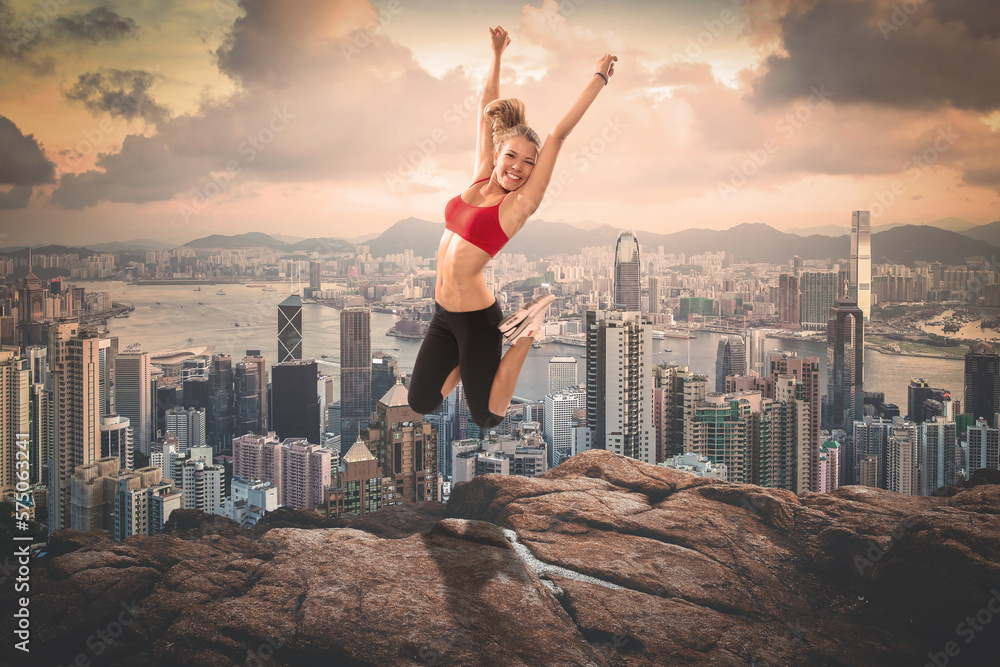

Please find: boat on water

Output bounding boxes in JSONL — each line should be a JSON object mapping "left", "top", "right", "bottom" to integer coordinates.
{"left": 261, "top": 286, "right": 276, "bottom": 292}
{"left": 321, "top": 354, "right": 328, "bottom": 358}
{"left": 193, "top": 287, "right": 201, "bottom": 292}
{"left": 216, "top": 290, "right": 226, "bottom": 295}
{"left": 155, "top": 301, "right": 161, "bottom": 305}
{"left": 188, "top": 337, "right": 193, "bottom": 342}
{"left": 234, "top": 323, "right": 240, "bottom": 327}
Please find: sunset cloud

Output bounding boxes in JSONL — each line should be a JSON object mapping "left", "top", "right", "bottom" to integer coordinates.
{"left": 0, "top": 0, "right": 996, "bottom": 246}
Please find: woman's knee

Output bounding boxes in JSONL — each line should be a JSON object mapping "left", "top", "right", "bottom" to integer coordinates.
{"left": 408, "top": 391, "right": 443, "bottom": 416}
{"left": 471, "top": 406, "right": 504, "bottom": 430}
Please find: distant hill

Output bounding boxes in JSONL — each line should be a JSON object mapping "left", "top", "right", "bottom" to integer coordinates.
{"left": 85, "top": 238, "right": 174, "bottom": 252}
{"left": 0, "top": 245, "right": 96, "bottom": 258}
{"left": 960, "top": 220, "right": 1000, "bottom": 248}
{"left": 365, "top": 217, "right": 446, "bottom": 258}
{"left": 925, "top": 217, "right": 977, "bottom": 233}
{"left": 181, "top": 232, "right": 289, "bottom": 250}
{"left": 869, "top": 225, "right": 1000, "bottom": 265}
{"left": 287, "top": 238, "right": 355, "bottom": 253}
{"left": 270, "top": 233, "right": 306, "bottom": 244}
{"left": 364, "top": 219, "right": 999, "bottom": 265}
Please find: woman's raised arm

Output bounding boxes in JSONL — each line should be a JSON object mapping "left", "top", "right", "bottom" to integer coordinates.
{"left": 508, "top": 54, "right": 617, "bottom": 223}
{"left": 473, "top": 26, "right": 510, "bottom": 180}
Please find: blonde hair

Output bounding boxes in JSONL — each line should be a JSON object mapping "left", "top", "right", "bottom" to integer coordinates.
{"left": 484, "top": 98, "right": 541, "bottom": 154}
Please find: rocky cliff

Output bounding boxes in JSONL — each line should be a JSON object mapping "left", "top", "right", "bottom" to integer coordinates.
{"left": 6, "top": 450, "right": 999, "bottom": 666}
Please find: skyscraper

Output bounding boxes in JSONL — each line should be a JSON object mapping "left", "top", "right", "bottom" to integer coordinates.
{"left": 964, "top": 342, "right": 999, "bottom": 427}
{"left": 365, "top": 381, "right": 440, "bottom": 503}
{"left": 770, "top": 352, "right": 821, "bottom": 491}
{"left": 586, "top": 309, "right": 654, "bottom": 464}
{"left": 921, "top": 417, "right": 956, "bottom": 495}
{"left": 967, "top": 419, "right": 999, "bottom": 477}
{"left": 99, "top": 415, "right": 134, "bottom": 470}
{"left": 548, "top": 356, "right": 578, "bottom": 394}
{"left": 907, "top": 378, "right": 933, "bottom": 423}
{"left": 271, "top": 359, "right": 320, "bottom": 445}
{"left": 744, "top": 329, "right": 766, "bottom": 378}
{"left": 849, "top": 210, "right": 872, "bottom": 319}
{"left": 371, "top": 352, "right": 398, "bottom": 405}
{"left": 886, "top": 422, "right": 918, "bottom": 495}
{"left": 544, "top": 387, "right": 586, "bottom": 468}
{"left": 165, "top": 406, "right": 206, "bottom": 453}
{"left": 826, "top": 297, "right": 864, "bottom": 432}
{"left": 799, "top": 272, "right": 839, "bottom": 330}
{"left": 115, "top": 349, "right": 152, "bottom": 456}
{"left": 49, "top": 322, "right": 102, "bottom": 533}
{"left": 613, "top": 230, "right": 641, "bottom": 311}
{"left": 715, "top": 335, "right": 747, "bottom": 392}
{"left": 0, "top": 350, "right": 30, "bottom": 494}
{"left": 208, "top": 353, "right": 234, "bottom": 450}
{"left": 241, "top": 350, "right": 267, "bottom": 435}
{"left": 309, "top": 261, "right": 322, "bottom": 291}
{"left": 234, "top": 360, "right": 262, "bottom": 436}
{"left": 340, "top": 307, "right": 371, "bottom": 449}
{"left": 277, "top": 294, "right": 303, "bottom": 363}
{"left": 97, "top": 335, "right": 118, "bottom": 417}
{"left": 778, "top": 274, "right": 800, "bottom": 325}
{"left": 648, "top": 275, "right": 661, "bottom": 314}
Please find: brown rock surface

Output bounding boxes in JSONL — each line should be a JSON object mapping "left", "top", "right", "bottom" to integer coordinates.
{"left": 5, "top": 449, "right": 999, "bottom": 666}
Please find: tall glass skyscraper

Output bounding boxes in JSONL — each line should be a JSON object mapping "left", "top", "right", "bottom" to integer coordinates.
{"left": 614, "top": 230, "right": 641, "bottom": 312}
{"left": 277, "top": 294, "right": 303, "bottom": 363}
{"left": 799, "top": 272, "right": 839, "bottom": 330}
{"left": 234, "top": 361, "right": 262, "bottom": 437}
{"left": 271, "top": 359, "right": 320, "bottom": 445}
{"left": 340, "top": 307, "right": 371, "bottom": 451}
{"left": 965, "top": 342, "right": 1000, "bottom": 427}
{"left": 715, "top": 336, "right": 747, "bottom": 392}
{"left": 826, "top": 297, "right": 864, "bottom": 434}
{"left": 115, "top": 349, "right": 151, "bottom": 456}
{"left": 849, "top": 211, "right": 872, "bottom": 320}
{"left": 586, "top": 309, "right": 654, "bottom": 464}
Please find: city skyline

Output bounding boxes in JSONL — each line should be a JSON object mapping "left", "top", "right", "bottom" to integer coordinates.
{"left": 2, "top": 0, "right": 999, "bottom": 247}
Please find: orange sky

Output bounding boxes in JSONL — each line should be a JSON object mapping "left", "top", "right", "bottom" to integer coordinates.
{"left": 1, "top": 0, "right": 998, "bottom": 247}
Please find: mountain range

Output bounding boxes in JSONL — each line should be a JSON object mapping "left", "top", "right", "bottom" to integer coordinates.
{"left": 4, "top": 219, "right": 999, "bottom": 267}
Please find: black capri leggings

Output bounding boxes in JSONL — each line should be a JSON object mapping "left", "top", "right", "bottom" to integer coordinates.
{"left": 408, "top": 299, "right": 505, "bottom": 429}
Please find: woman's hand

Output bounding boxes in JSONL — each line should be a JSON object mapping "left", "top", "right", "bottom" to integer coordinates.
{"left": 490, "top": 26, "right": 510, "bottom": 56}
{"left": 597, "top": 53, "right": 618, "bottom": 80}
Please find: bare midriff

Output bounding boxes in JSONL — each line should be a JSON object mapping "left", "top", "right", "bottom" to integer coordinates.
{"left": 434, "top": 230, "right": 495, "bottom": 312}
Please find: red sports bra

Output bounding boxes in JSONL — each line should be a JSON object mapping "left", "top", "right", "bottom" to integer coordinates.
{"left": 444, "top": 177, "right": 510, "bottom": 258}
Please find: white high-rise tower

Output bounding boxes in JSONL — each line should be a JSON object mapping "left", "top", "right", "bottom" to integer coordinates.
{"left": 850, "top": 211, "right": 872, "bottom": 319}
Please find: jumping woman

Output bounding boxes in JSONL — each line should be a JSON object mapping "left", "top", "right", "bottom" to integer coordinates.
{"left": 408, "top": 25, "right": 617, "bottom": 429}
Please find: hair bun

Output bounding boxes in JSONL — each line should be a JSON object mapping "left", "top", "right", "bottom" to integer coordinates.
{"left": 483, "top": 98, "right": 541, "bottom": 153}
{"left": 484, "top": 98, "right": 527, "bottom": 134}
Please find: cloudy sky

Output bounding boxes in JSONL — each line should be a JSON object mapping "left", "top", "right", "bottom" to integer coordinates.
{"left": 1, "top": 0, "right": 998, "bottom": 247}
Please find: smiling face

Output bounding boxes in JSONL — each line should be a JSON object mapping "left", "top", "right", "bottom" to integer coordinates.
{"left": 494, "top": 136, "right": 537, "bottom": 190}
